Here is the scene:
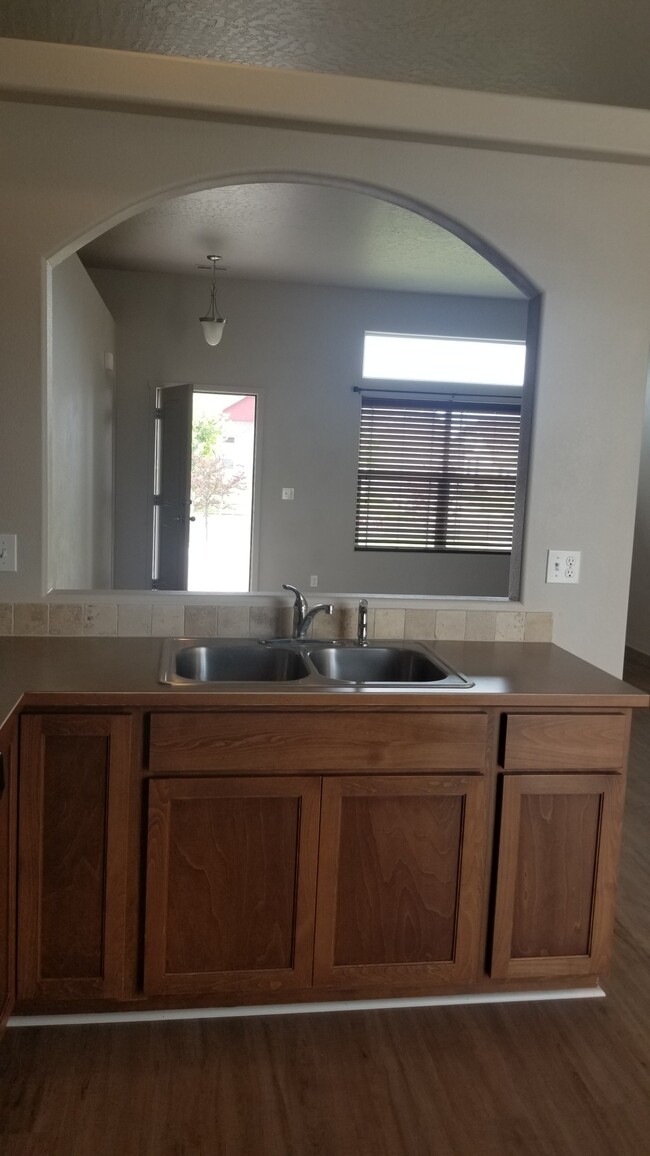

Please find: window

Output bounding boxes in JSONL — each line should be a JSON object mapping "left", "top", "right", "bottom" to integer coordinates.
{"left": 355, "top": 395, "right": 521, "bottom": 553}
{"left": 362, "top": 332, "right": 526, "bottom": 387}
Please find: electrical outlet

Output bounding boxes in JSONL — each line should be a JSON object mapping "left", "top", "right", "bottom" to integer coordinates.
{"left": 0, "top": 534, "right": 17, "bottom": 572}
{"left": 310, "top": 575, "right": 318, "bottom": 587}
{"left": 546, "top": 549, "right": 581, "bottom": 584}
{"left": 281, "top": 487, "right": 294, "bottom": 500}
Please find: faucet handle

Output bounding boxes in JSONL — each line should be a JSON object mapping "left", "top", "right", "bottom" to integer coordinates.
{"left": 282, "top": 583, "right": 307, "bottom": 610}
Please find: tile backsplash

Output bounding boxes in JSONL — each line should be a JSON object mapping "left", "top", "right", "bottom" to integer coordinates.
{"left": 0, "top": 601, "right": 553, "bottom": 643}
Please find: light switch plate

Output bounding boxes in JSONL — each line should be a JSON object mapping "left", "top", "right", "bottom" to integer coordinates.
{"left": 281, "top": 488, "right": 295, "bottom": 500}
{"left": 0, "top": 534, "right": 17, "bottom": 571}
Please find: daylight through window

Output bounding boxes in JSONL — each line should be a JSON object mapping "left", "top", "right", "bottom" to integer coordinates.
{"left": 355, "top": 396, "right": 521, "bottom": 553}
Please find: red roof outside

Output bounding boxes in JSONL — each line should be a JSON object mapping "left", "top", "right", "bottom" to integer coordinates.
{"left": 223, "top": 395, "right": 255, "bottom": 423}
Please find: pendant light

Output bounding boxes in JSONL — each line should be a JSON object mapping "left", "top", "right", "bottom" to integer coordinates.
{"left": 199, "top": 254, "right": 226, "bottom": 346}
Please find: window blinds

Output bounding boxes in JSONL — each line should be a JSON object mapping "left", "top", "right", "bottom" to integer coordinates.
{"left": 355, "top": 396, "right": 521, "bottom": 553}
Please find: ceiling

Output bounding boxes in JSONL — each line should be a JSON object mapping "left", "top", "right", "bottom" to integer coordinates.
{"left": 81, "top": 183, "right": 521, "bottom": 297}
{"left": 1, "top": 1, "right": 649, "bottom": 109}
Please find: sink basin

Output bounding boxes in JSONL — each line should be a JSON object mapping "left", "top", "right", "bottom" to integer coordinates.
{"left": 160, "top": 638, "right": 472, "bottom": 688}
{"left": 168, "top": 644, "right": 310, "bottom": 683}
{"left": 307, "top": 646, "right": 453, "bottom": 684}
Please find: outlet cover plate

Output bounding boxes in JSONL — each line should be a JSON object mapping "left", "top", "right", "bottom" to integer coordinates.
{"left": 546, "top": 549, "right": 581, "bottom": 584}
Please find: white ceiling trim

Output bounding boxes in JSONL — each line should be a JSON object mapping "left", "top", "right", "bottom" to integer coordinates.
{"left": 2, "top": 39, "right": 650, "bottom": 164}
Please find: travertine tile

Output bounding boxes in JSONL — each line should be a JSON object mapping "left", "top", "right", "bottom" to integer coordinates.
{"left": 118, "top": 603, "right": 152, "bottom": 637}
{"left": 49, "top": 604, "right": 83, "bottom": 636}
{"left": 404, "top": 610, "right": 437, "bottom": 640}
{"left": 83, "top": 603, "right": 117, "bottom": 636}
{"left": 495, "top": 611, "right": 526, "bottom": 641}
{"left": 0, "top": 604, "right": 13, "bottom": 635}
{"left": 151, "top": 603, "right": 185, "bottom": 637}
{"left": 435, "top": 610, "right": 467, "bottom": 640}
{"left": 14, "top": 603, "right": 49, "bottom": 635}
{"left": 184, "top": 605, "right": 217, "bottom": 637}
{"left": 217, "top": 605, "right": 250, "bottom": 638}
{"left": 249, "top": 605, "right": 292, "bottom": 639}
{"left": 465, "top": 611, "right": 497, "bottom": 642}
{"left": 524, "top": 611, "right": 553, "bottom": 642}
{"left": 374, "top": 609, "right": 405, "bottom": 639}
{"left": 341, "top": 606, "right": 368, "bottom": 641}
{"left": 311, "top": 605, "right": 343, "bottom": 640}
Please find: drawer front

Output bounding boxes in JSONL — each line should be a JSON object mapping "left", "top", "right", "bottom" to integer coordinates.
{"left": 148, "top": 711, "right": 489, "bottom": 774}
{"left": 503, "top": 713, "right": 628, "bottom": 771}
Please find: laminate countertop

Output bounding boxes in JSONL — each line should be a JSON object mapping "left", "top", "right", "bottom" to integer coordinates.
{"left": 0, "top": 637, "right": 647, "bottom": 735}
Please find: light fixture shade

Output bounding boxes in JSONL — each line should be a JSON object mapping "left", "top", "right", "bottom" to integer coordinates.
{"left": 199, "top": 254, "right": 227, "bottom": 346}
{"left": 200, "top": 318, "right": 226, "bottom": 346}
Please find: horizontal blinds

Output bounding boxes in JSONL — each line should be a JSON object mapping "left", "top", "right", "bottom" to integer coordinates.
{"left": 355, "top": 397, "right": 521, "bottom": 553}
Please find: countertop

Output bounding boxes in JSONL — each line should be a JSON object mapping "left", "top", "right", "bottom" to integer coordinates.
{"left": 0, "top": 637, "right": 647, "bottom": 735}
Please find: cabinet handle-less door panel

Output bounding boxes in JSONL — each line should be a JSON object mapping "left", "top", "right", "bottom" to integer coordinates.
{"left": 503, "top": 714, "right": 628, "bottom": 771}
{"left": 313, "top": 775, "right": 486, "bottom": 990}
{"left": 144, "top": 776, "right": 321, "bottom": 996}
{"left": 147, "top": 712, "right": 489, "bottom": 774}
{"left": 18, "top": 715, "right": 131, "bottom": 1000}
{"left": 491, "top": 773, "right": 625, "bottom": 980}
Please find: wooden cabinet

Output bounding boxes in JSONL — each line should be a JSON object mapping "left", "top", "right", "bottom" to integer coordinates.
{"left": 503, "top": 713, "right": 628, "bottom": 771}
{"left": 147, "top": 710, "right": 489, "bottom": 774}
{"left": 491, "top": 773, "right": 625, "bottom": 980}
{"left": 17, "top": 714, "right": 131, "bottom": 1000}
{"left": 143, "top": 775, "right": 321, "bottom": 996}
{"left": 313, "top": 774, "right": 486, "bottom": 989}
{"left": 11, "top": 702, "right": 636, "bottom": 1012}
{"left": 0, "top": 723, "right": 16, "bottom": 1033}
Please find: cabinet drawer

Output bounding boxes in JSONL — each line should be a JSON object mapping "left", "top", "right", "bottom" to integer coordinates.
{"left": 147, "top": 711, "right": 489, "bottom": 773}
{"left": 503, "top": 713, "right": 628, "bottom": 771}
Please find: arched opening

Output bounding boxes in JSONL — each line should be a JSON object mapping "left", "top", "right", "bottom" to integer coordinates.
{"left": 47, "top": 175, "right": 541, "bottom": 600}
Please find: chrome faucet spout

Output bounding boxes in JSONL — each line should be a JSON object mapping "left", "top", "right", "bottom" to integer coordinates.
{"left": 282, "top": 583, "right": 333, "bottom": 639}
{"left": 301, "top": 603, "right": 334, "bottom": 638}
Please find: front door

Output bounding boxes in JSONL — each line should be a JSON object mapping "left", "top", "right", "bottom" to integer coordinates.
{"left": 153, "top": 384, "right": 193, "bottom": 590}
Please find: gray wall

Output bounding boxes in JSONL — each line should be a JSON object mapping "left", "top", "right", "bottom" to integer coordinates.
{"left": 2, "top": 74, "right": 650, "bottom": 672}
{"left": 49, "top": 255, "right": 115, "bottom": 589}
{"left": 89, "top": 268, "right": 526, "bottom": 595}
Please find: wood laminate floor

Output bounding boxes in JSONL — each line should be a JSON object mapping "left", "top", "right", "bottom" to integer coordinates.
{"left": 2, "top": 671, "right": 650, "bottom": 1156}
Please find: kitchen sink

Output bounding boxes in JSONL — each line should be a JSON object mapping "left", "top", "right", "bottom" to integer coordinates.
{"left": 160, "top": 637, "right": 472, "bottom": 688}
{"left": 307, "top": 645, "right": 451, "bottom": 684}
{"left": 165, "top": 642, "right": 310, "bottom": 684}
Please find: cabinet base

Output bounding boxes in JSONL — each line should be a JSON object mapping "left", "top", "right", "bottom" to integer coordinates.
{"left": 10, "top": 986, "right": 604, "bottom": 1026}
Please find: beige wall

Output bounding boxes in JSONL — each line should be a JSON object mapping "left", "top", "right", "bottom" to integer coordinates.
{"left": 89, "top": 267, "right": 525, "bottom": 596}
{"left": 49, "top": 256, "right": 115, "bottom": 589}
{"left": 1, "top": 52, "right": 650, "bottom": 672}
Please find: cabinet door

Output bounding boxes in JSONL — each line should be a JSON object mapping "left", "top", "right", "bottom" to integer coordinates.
{"left": 0, "top": 726, "right": 17, "bottom": 1033}
{"left": 313, "top": 775, "right": 486, "bottom": 990}
{"left": 18, "top": 714, "right": 131, "bottom": 1001}
{"left": 491, "top": 773, "right": 625, "bottom": 980}
{"left": 143, "top": 776, "right": 321, "bottom": 996}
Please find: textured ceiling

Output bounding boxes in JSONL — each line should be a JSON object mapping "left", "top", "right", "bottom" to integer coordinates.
{"left": 1, "top": 1, "right": 650, "bottom": 108}
{"left": 81, "top": 182, "right": 521, "bottom": 298}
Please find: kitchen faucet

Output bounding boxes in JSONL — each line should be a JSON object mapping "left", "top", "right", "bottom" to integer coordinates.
{"left": 282, "top": 583, "right": 333, "bottom": 639}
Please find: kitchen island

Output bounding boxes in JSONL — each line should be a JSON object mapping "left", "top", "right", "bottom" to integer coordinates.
{"left": 0, "top": 636, "right": 647, "bottom": 1027}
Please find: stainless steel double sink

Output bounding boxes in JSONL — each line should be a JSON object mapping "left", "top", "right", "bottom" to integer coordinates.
{"left": 160, "top": 637, "right": 473, "bottom": 689}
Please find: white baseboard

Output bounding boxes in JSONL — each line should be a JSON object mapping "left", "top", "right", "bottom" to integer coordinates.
{"left": 8, "top": 987, "right": 604, "bottom": 1027}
